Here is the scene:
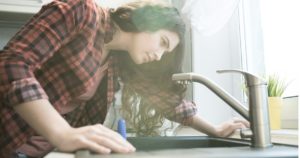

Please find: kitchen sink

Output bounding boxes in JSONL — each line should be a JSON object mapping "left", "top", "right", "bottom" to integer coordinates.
{"left": 127, "top": 136, "right": 249, "bottom": 150}
{"left": 75, "top": 136, "right": 298, "bottom": 158}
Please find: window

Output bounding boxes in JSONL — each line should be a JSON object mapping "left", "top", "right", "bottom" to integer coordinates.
{"left": 260, "top": 0, "right": 300, "bottom": 97}
{"left": 239, "top": 0, "right": 299, "bottom": 97}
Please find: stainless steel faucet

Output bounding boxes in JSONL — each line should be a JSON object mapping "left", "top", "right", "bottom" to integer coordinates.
{"left": 172, "top": 69, "right": 272, "bottom": 148}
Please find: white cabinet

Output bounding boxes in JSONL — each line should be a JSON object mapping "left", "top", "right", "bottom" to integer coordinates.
{"left": 0, "top": 0, "right": 42, "bottom": 14}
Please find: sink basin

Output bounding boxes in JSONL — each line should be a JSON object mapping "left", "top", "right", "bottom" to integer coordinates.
{"left": 127, "top": 136, "right": 248, "bottom": 150}
{"left": 74, "top": 136, "right": 298, "bottom": 158}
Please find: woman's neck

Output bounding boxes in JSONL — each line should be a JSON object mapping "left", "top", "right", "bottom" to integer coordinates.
{"left": 104, "top": 26, "right": 131, "bottom": 52}
{"left": 101, "top": 27, "right": 132, "bottom": 64}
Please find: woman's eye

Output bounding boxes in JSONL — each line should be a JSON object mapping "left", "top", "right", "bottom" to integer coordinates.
{"left": 161, "top": 38, "right": 168, "bottom": 48}
{"left": 160, "top": 38, "right": 166, "bottom": 46}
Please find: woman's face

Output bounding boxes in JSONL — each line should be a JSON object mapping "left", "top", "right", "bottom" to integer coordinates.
{"left": 128, "top": 29, "right": 180, "bottom": 64}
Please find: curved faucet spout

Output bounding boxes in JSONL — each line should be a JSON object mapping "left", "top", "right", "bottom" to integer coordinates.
{"left": 172, "top": 73, "right": 249, "bottom": 120}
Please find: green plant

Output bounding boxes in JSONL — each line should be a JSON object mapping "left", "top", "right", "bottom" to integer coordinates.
{"left": 267, "top": 74, "right": 288, "bottom": 97}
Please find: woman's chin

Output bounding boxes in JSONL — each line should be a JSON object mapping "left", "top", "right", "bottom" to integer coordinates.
{"left": 134, "top": 59, "right": 146, "bottom": 65}
{"left": 133, "top": 61, "right": 143, "bottom": 65}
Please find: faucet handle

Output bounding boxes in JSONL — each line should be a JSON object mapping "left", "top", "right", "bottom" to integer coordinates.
{"left": 217, "top": 69, "right": 267, "bottom": 87}
{"left": 240, "top": 128, "right": 253, "bottom": 139}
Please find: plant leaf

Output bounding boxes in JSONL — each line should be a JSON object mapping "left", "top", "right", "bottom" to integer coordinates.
{"left": 267, "top": 74, "right": 288, "bottom": 97}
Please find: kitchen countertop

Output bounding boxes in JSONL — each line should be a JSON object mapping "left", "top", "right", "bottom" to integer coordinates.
{"left": 44, "top": 129, "right": 298, "bottom": 158}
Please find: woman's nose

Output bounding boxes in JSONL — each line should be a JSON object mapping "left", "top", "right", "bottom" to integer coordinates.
{"left": 154, "top": 50, "right": 164, "bottom": 61}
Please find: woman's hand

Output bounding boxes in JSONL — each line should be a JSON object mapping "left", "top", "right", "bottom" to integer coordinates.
{"left": 189, "top": 115, "right": 250, "bottom": 138}
{"left": 53, "top": 124, "right": 136, "bottom": 154}
{"left": 215, "top": 117, "right": 250, "bottom": 137}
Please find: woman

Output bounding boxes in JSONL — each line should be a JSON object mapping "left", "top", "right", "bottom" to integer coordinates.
{"left": 0, "top": 0, "right": 249, "bottom": 157}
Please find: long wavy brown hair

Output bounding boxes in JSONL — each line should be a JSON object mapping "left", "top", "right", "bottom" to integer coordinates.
{"left": 110, "top": 1, "right": 186, "bottom": 136}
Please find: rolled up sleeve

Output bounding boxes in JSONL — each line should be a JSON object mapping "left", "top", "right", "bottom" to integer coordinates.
{"left": 5, "top": 78, "right": 48, "bottom": 106}
{"left": 0, "top": 0, "right": 90, "bottom": 106}
{"left": 173, "top": 100, "right": 197, "bottom": 125}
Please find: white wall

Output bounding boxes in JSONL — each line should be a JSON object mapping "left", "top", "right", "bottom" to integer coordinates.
{"left": 192, "top": 8, "right": 244, "bottom": 124}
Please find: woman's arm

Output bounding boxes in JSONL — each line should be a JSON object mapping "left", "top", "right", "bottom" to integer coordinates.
{"left": 14, "top": 99, "right": 135, "bottom": 154}
{"left": 189, "top": 114, "right": 250, "bottom": 137}
{"left": 14, "top": 99, "right": 71, "bottom": 146}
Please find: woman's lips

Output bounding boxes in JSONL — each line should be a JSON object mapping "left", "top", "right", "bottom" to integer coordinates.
{"left": 145, "top": 52, "right": 153, "bottom": 63}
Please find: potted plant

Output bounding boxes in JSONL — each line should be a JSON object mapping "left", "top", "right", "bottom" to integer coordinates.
{"left": 267, "top": 74, "right": 288, "bottom": 130}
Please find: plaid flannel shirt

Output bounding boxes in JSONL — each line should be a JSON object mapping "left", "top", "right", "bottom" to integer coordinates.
{"left": 0, "top": 0, "right": 197, "bottom": 157}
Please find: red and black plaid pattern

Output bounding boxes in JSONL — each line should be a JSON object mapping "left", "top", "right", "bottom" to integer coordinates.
{"left": 0, "top": 0, "right": 116, "bottom": 156}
